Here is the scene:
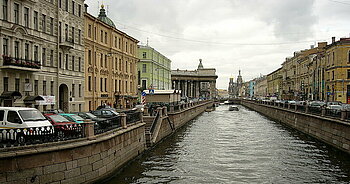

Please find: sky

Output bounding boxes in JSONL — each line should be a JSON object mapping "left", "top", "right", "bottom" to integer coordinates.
{"left": 85, "top": 0, "right": 350, "bottom": 89}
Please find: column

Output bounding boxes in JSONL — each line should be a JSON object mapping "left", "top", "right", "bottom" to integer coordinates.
{"left": 196, "top": 81, "right": 200, "bottom": 98}
{"left": 184, "top": 81, "right": 188, "bottom": 97}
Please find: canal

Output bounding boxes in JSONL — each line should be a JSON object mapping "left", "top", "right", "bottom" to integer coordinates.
{"left": 104, "top": 105, "right": 350, "bottom": 183}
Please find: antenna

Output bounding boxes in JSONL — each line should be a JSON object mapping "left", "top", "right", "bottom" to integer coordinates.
{"left": 146, "top": 37, "right": 149, "bottom": 46}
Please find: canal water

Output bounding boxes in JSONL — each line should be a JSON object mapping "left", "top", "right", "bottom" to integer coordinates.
{"left": 105, "top": 105, "right": 350, "bottom": 184}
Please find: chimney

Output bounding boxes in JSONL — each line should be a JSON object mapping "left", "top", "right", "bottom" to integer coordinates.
{"left": 84, "top": 4, "right": 88, "bottom": 13}
{"left": 332, "top": 37, "right": 336, "bottom": 44}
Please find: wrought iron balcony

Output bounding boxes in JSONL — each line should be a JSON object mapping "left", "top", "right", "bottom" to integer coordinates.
{"left": 1, "top": 55, "right": 41, "bottom": 71}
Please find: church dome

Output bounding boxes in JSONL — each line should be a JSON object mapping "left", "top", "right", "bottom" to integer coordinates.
{"left": 98, "top": 5, "right": 116, "bottom": 28}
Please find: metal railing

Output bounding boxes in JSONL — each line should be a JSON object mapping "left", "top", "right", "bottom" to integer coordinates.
{"left": 2, "top": 55, "right": 41, "bottom": 69}
{"left": 0, "top": 124, "right": 84, "bottom": 148}
{"left": 126, "top": 111, "right": 141, "bottom": 125}
{"left": 94, "top": 116, "right": 122, "bottom": 135}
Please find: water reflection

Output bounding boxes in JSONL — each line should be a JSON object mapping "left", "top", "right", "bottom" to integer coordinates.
{"left": 105, "top": 105, "right": 350, "bottom": 184}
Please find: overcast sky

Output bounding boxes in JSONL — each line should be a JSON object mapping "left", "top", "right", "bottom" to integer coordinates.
{"left": 85, "top": 0, "right": 350, "bottom": 89}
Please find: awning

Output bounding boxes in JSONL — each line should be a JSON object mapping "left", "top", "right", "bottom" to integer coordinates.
{"left": 0, "top": 91, "right": 22, "bottom": 99}
{"left": 23, "top": 95, "right": 45, "bottom": 102}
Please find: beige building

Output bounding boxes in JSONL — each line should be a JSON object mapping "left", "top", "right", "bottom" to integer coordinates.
{"left": 0, "top": 0, "right": 85, "bottom": 112}
{"left": 254, "top": 76, "right": 267, "bottom": 99}
{"left": 84, "top": 5, "right": 139, "bottom": 111}
{"left": 267, "top": 68, "right": 282, "bottom": 98}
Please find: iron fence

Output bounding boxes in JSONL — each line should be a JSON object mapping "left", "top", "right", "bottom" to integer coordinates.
{"left": 94, "top": 116, "right": 122, "bottom": 135}
{"left": 126, "top": 111, "right": 141, "bottom": 125}
{"left": 0, "top": 124, "right": 85, "bottom": 148}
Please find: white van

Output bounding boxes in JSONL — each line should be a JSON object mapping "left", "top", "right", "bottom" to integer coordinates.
{"left": 0, "top": 107, "right": 54, "bottom": 143}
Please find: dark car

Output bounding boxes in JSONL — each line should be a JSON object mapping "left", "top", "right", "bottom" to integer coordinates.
{"left": 72, "top": 112, "right": 105, "bottom": 122}
{"left": 90, "top": 109, "right": 119, "bottom": 119}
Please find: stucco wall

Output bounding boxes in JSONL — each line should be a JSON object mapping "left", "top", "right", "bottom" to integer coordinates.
{"left": 0, "top": 123, "right": 146, "bottom": 184}
{"left": 242, "top": 100, "right": 350, "bottom": 154}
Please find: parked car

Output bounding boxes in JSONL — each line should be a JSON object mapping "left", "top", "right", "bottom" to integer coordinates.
{"left": 326, "top": 101, "right": 342, "bottom": 106}
{"left": 44, "top": 114, "right": 80, "bottom": 138}
{"left": 326, "top": 105, "right": 342, "bottom": 116}
{"left": 287, "top": 100, "right": 297, "bottom": 105}
{"left": 90, "top": 109, "right": 119, "bottom": 119}
{"left": 42, "top": 109, "right": 64, "bottom": 115}
{"left": 0, "top": 107, "right": 54, "bottom": 143}
{"left": 72, "top": 112, "right": 105, "bottom": 122}
{"left": 59, "top": 113, "right": 85, "bottom": 123}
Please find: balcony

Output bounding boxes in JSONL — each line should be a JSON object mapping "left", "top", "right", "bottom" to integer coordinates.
{"left": 1, "top": 56, "right": 41, "bottom": 71}
{"left": 59, "top": 39, "right": 74, "bottom": 50}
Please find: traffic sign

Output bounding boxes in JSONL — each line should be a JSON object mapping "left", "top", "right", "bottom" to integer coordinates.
{"left": 141, "top": 92, "right": 147, "bottom": 96}
{"left": 149, "top": 89, "right": 155, "bottom": 95}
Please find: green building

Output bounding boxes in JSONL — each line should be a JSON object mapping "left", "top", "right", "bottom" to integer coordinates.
{"left": 138, "top": 45, "right": 172, "bottom": 90}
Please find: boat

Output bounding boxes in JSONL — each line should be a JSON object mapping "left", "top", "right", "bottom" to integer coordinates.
{"left": 229, "top": 105, "right": 239, "bottom": 111}
{"left": 224, "top": 100, "right": 230, "bottom": 104}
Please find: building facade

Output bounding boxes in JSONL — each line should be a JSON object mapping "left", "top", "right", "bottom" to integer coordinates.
{"left": 138, "top": 45, "right": 171, "bottom": 91}
{"left": 0, "top": 0, "right": 85, "bottom": 112}
{"left": 84, "top": 5, "right": 139, "bottom": 111}
{"left": 267, "top": 68, "right": 282, "bottom": 99}
{"left": 254, "top": 76, "right": 267, "bottom": 99}
{"left": 171, "top": 60, "right": 218, "bottom": 99}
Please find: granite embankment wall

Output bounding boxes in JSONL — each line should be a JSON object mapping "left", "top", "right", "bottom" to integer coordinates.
{"left": 0, "top": 122, "right": 146, "bottom": 184}
{"left": 242, "top": 100, "right": 350, "bottom": 154}
{"left": 154, "top": 101, "right": 214, "bottom": 145}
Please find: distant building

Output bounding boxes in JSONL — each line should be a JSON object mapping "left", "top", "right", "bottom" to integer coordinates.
{"left": 229, "top": 70, "right": 243, "bottom": 97}
{"left": 171, "top": 59, "right": 218, "bottom": 99}
{"left": 217, "top": 89, "right": 229, "bottom": 99}
{"left": 138, "top": 45, "right": 172, "bottom": 91}
{"left": 228, "top": 76, "right": 236, "bottom": 97}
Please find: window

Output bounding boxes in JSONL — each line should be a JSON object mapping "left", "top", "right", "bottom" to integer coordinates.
{"left": 347, "top": 70, "right": 350, "bottom": 79}
{"left": 105, "top": 32, "right": 107, "bottom": 44}
{"left": 105, "top": 54, "right": 107, "bottom": 68}
{"left": 72, "top": 1, "right": 75, "bottom": 15}
{"left": 72, "top": 56, "right": 75, "bottom": 71}
{"left": 88, "top": 76, "right": 92, "bottom": 91}
{"left": 50, "top": 17, "right": 54, "bottom": 35}
{"left": 15, "top": 78, "right": 19, "bottom": 92}
{"left": 24, "top": 7, "right": 29, "bottom": 27}
{"left": 7, "top": 111, "right": 20, "bottom": 124}
{"left": 100, "top": 78, "right": 103, "bottom": 92}
{"left": 125, "top": 81, "right": 128, "bottom": 93}
{"left": 142, "top": 52, "right": 147, "bottom": 58}
{"left": 43, "top": 81, "right": 47, "bottom": 96}
{"left": 42, "top": 48, "right": 46, "bottom": 66}
{"left": 3, "top": 0, "right": 8, "bottom": 21}
{"left": 25, "top": 79, "right": 29, "bottom": 96}
{"left": 79, "top": 84, "right": 81, "bottom": 97}
{"left": 14, "top": 3, "right": 19, "bottom": 24}
{"left": 78, "top": 29, "right": 81, "bottom": 44}
{"left": 78, "top": 57, "right": 81, "bottom": 71}
{"left": 2, "top": 38, "right": 8, "bottom": 55}
{"left": 65, "top": 0, "right": 68, "bottom": 11}
{"left": 94, "top": 77, "right": 96, "bottom": 92}
{"left": 88, "top": 50, "right": 92, "bottom": 64}
{"left": 142, "top": 80, "right": 147, "bottom": 89}
{"left": 42, "top": 14, "right": 46, "bottom": 32}
{"left": 115, "top": 57, "right": 118, "bottom": 70}
{"left": 348, "top": 51, "right": 350, "bottom": 63}
{"left": 34, "top": 46, "right": 38, "bottom": 61}
{"left": 59, "top": 52, "right": 62, "bottom": 68}
{"left": 50, "top": 50, "right": 54, "bottom": 66}
{"left": 332, "top": 71, "right": 334, "bottom": 80}
{"left": 65, "top": 54, "right": 69, "bottom": 69}
{"left": 0, "top": 110, "right": 4, "bottom": 121}
{"left": 119, "top": 39, "right": 121, "bottom": 49}
{"left": 100, "top": 30, "right": 103, "bottom": 42}
{"left": 25, "top": 43, "right": 29, "bottom": 60}
{"left": 105, "top": 78, "right": 107, "bottom": 92}
{"left": 59, "top": 22, "right": 62, "bottom": 41}
{"left": 88, "top": 25, "right": 91, "bottom": 38}
{"left": 72, "top": 84, "right": 75, "bottom": 97}
{"left": 14, "top": 41, "right": 19, "bottom": 58}
{"left": 34, "top": 80, "right": 38, "bottom": 95}
{"left": 71, "top": 26, "right": 75, "bottom": 43}
{"left": 59, "top": 0, "right": 62, "bottom": 8}
{"left": 125, "top": 42, "right": 128, "bottom": 52}
{"left": 51, "top": 81, "right": 54, "bottom": 96}
{"left": 65, "top": 24, "right": 68, "bottom": 41}
{"left": 142, "top": 64, "right": 147, "bottom": 73}
{"left": 115, "top": 37, "right": 117, "bottom": 47}
{"left": 100, "top": 54, "right": 103, "bottom": 67}
{"left": 78, "top": 4, "right": 81, "bottom": 17}
{"left": 34, "top": 11, "right": 38, "bottom": 30}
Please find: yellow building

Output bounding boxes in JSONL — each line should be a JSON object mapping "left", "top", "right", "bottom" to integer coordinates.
{"left": 267, "top": 68, "right": 282, "bottom": 98}
{"left": 84, "top": 5, "right": 139, "bottom": 111}
{"left": 325, "top": 38, "right": 350, "bottom": 103}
